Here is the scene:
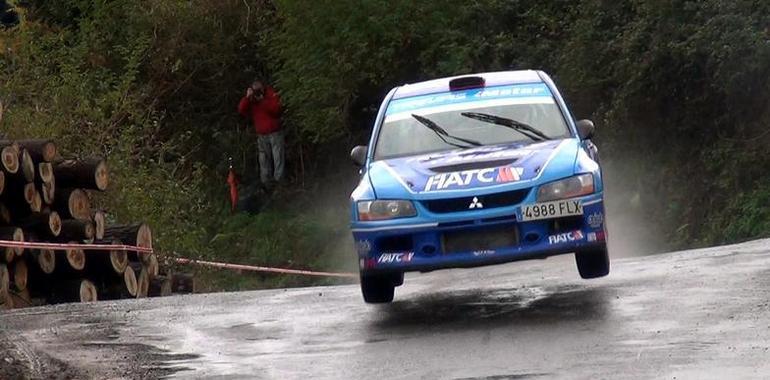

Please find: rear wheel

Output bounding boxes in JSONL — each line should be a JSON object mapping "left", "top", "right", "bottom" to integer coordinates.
{"left": 360, "top": 274, "right": 397, "bottom": 303}
{"left": 575, "top": 246, "right": 610, "bottom": 279}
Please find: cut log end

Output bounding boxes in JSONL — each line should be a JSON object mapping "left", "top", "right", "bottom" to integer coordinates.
{"left": 39, "top": 141, "right": 57, "bottom": 163}
{"left": 12, "top": 260, "right": 27, "bottom": 291}
{"left": 43, "top": 178, "right": 55, "bottom": 205}
{"left": 30, "top": 191, "right": 42, "bottom": 213}
{"left": 93, "top": 211, "right": 105, "bottom": 240}
{"left": 49, "top": 211, "right": 62, "bottom": 237}
{"left": 137, "top": 224, "right": 152, "bottom": 249}
{"left": 21, "top": 149, "right": 35, "bottom": 182}
{"left": 3, "top": 249, "right": 13, "bottom": 263}
{"left": 111, "top": 249, "right": 128, "bottom": 274}
{"left": 24, "top": 183, "right": 36, "bottom": 205}
{"left": 0, "top": 203, "right": 9, "bottom": 224}
{"left": 38, "top": 249, "right": 56, "bottom": 274}
{"left": 69, "top": 189, "right": 91, "bottom": 221}
{"left": 0, "top": 227, "right": 25, "bottom": 256}
{"left": 80, "top": 280, "right": 98, "bottom": 303}
{"left": 124, "top": 265, "right": 138, "bottom": 297}
{"left": 146, "top": 254, "right": 159, "bottom": 278}
{"left": 136, "top": 269, "right": 149, "bottom": 298}
{"left": 0, "top": 264, "right": 8, "bottom": 297}
{"left": 1, "top": 146, "right": 18, "bottom": 174}
{"left": 39, "top": 162, "right": 54, "bottom": 183}
{"left": 94, "top": 160, "right": 109, "bottom": 191}
{"left": 66, "top": 245, "right": 85, "bottom": 271}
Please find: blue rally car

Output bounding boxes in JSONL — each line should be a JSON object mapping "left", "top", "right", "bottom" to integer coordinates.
{"left": 349, "top": 70, "right": 609, "bottom": 303}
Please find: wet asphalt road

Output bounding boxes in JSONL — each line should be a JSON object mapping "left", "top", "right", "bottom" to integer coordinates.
{"left": 3, "top": 239, "right": 770, "bottom": 379}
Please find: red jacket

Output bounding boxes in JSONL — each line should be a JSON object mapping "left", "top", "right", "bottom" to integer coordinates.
{"left": 238, "top": 86, "right": 282, "bottom": 135}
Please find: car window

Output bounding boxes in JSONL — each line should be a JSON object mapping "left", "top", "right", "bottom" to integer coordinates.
{"left": 373, "top": 83, "right": 570, "bottom": 160}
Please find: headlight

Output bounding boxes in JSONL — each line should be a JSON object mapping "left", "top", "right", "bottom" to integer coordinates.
{"left": 537, "top": 174, "right": 594, "bottom": 202}
{"left": 357, "top": 200, "right": 417, "bottom": 221}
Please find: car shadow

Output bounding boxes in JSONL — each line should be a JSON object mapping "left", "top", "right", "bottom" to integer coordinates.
{"left": 368, "top": 284, "right": 614, "bottom": 332}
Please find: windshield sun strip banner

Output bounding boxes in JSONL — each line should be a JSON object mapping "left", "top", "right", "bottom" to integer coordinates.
{"left": 385, "top": 83, "right": 552, "bottom": 116}
{"left": 384, "top": 97, "right": 555, "bottom": 123}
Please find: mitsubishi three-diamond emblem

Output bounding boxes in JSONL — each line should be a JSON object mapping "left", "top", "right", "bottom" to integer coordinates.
{"left": 468, "top": 197, "right": 483, "bottom": 209}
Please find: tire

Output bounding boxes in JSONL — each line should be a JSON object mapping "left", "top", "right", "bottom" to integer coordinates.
{"left": 360, "top": 274, "right": 396, "bottom": 303}
{"left": 575, "top": 246, "right": 610, "bottom": 279}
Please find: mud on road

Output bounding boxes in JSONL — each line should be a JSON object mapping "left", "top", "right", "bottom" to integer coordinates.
{"left": 3, "top": 239, "right": 770, "bottom": 379}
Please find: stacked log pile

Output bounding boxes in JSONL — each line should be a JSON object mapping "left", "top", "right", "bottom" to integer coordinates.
{"left": 0, "top": 140, "right": 188, "bottom": 309}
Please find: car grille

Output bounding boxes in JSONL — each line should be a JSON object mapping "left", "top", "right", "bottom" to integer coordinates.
{"left": 422, "top": 188, "right": 530, "bottom": 213}
{"left": 442, "top": 225, "right": 519, "bottom": 254}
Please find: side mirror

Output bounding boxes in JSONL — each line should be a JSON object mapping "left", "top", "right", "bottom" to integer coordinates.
{"left": 576, "top": 119, "right": 595, "bottom": 140}
{"left": 350, "top": 145, "right": 368, "bottom": 166}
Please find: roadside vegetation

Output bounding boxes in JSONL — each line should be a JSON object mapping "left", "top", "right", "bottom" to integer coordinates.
{"left": 2, "top": 1, "right": 770, "bottom": 290}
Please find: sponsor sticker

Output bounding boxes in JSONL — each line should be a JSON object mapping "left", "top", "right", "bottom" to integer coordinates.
{"left": 587, "top": 212, "right": 604, "bottom": 229}
{"left": 377, "top": 252, "right": 415, "bottom": 264}
{"left": 424, "top": 166, "right": 524, "bottom": 191}
{"left": 472, "top": 249, "right": 495, "bottom": 257}
{"left": 548, "top": 230, "right": 585, "bottom": 245}
{"left": 588, "top": 231, "right": 606, "bottom": 242}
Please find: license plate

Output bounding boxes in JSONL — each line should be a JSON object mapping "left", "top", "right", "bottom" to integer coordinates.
{"left": 521, "top": 199, "right": 583, "bottom": 221}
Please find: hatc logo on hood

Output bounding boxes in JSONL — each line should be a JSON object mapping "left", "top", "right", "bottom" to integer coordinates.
{"left": 424, "top": 166, "right": 524, "bottom": 191}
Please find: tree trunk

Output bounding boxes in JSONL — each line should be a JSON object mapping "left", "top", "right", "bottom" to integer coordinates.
{"left": 10, "top": 259, "right": 27, "bottom": 292}
{"left": 1, "top": 145, "right": 19, "bottom": 174}
{"left": 105, "top": 224, "right": 153, "bottom": 264}
{"left": 92, "top": 210, "right": 105, "bottom": 240}
{"left": 20, "top": 149, "right": 35, "bottom": 182}
{"left": 54, "top": 188, "right": 91, "bottom": 220}
{"left": 0, "top": 227, "right": 24, "bottom": 257}
{"left": 3, "top": 181, "right": 36, "bottom": 210}
{"left": 52, "top": 279, "right": 98, "bottom": 303}
{"left": 87, "top": 239, "right": 127, "bottom": 275}
{"left": 148, "top": 275, "right": 172, "bottom": 297}
{"left": 0, "top": 171, "right": 4, "bottom": 196}
{"left": 18, "top": 211, "right": 62, "bottom": 237}
{"left": 17, "top": 140, "right": 57, "bottom": 163}
{"left": 58, "top": 219, "right": 95, "bottom": 241}
{"left": 53, "top": 158, "right": 109, "bottom": 191}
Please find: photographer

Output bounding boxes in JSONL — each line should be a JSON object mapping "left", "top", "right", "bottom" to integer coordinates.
{"left": 237, "top": 79, "right": 284, "bottom": 188}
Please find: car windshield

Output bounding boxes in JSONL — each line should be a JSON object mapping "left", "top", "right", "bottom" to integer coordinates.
{"left": 373, "top": 83, "right": 571, "bottom": 160}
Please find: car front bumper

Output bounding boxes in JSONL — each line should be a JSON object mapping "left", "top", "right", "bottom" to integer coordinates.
{"left": 351, "top": 193, "right": 607, "bottom": 275}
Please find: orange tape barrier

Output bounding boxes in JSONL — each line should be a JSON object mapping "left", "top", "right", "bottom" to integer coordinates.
{"left": 0, "top": 239, "right": 356, "bottom": 279}
{"left": 174, "top": 258, "right": 358, "bottom": 279}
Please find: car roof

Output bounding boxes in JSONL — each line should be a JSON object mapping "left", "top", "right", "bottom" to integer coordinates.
{"left": 392, "top": 70, "right": 544, "bottom": 100}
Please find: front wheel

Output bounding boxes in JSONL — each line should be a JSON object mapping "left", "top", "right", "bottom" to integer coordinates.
{"left": 575, "top": 246, "right": 610, "bottom": 279}
{"left": 360, "top": 274, "right": 397, "bottom": 303}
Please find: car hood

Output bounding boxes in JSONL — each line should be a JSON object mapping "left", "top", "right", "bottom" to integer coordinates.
{"left": 367, "top": 139, "right": 579, "bottom": 199}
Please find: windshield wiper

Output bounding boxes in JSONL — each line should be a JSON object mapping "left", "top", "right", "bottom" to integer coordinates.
{"left": 411, "top": 114, "right": 482, "bottom": 149}
{"left": 460, "top": 112, "right": 550, "bottom": 141}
